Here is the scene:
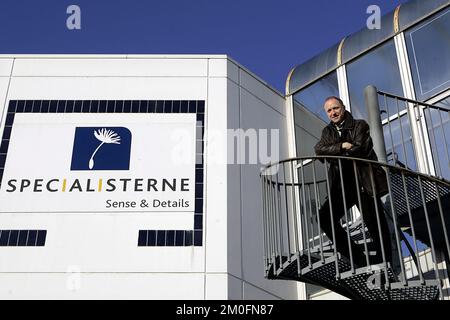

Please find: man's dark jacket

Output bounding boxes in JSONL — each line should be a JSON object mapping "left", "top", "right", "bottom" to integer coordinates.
{"left": 314, "top": 111, "right": 388, "bottom": 197}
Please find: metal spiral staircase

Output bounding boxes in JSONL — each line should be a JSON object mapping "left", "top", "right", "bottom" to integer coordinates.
{"left": 260, "top": 88, "right": 450, "bottom": 300}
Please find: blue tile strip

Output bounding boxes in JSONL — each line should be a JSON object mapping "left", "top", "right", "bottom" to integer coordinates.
{"left": 0, "top": 230, "right": 47, "bottom": 246}
{"left": 0, "top": 100, "right": 205, "bottom": 247}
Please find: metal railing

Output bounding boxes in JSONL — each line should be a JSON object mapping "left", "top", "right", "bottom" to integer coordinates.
{"left": 372, "top": 88, "right": 450, "bottom": 180}
{"left": 260, "top": 156, "right": 450, "bottom": 300}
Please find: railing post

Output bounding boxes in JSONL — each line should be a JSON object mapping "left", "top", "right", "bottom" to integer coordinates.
{"left": 365, "top": 85, "right": 387, "bottom": 164}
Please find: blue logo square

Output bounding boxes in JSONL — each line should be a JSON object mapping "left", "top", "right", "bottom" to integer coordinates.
{"left": 71, "top": 127, "right": 132, "bottom": 171}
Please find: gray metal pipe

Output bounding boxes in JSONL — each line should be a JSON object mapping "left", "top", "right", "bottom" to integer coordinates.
{"left": 365, "top": 85, "right": 388, "bottom": 164}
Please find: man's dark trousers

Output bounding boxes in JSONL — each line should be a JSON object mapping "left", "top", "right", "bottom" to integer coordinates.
{"left": 318, "top": 185, "right": 392, "bottom": 267}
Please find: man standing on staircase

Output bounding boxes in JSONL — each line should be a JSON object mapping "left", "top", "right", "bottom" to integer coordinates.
{"left": 315, "top": 96, "right": 392, "bottom": 268}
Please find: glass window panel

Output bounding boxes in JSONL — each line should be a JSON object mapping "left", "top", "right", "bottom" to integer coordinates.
{"left": 383, "top": 113, "right": 417, "bottom": 172}
{"left": 406, "top": 8, "right": 450, "bottom": 101}
{"left": 424, "top": 96, "right": 450, "bottom": 179}
{"left": 346, "top": 40, "right": 404, "bottom": 121}
{"left": 293, "top": 72, "right": 339, "bottom": 123}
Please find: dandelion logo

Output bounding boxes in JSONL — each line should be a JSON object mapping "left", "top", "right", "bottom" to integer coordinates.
{"left": 71, "top": 127, "right": 131, "bottom": 171}
{"left": 89, "top": 128, "right": 121, "bottom": 169}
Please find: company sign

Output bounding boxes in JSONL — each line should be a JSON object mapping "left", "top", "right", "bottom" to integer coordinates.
{"left": 0, "top": 113, "right": 197, "bottom": 213}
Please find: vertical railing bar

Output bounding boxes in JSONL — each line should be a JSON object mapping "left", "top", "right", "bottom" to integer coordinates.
{"left": 338, "top": 158, "right": 355, "bottom": 272}
{"left": 282, "top": 162, "right": 292, "bottom": 262}
{"left": 324, "top": 159, "right": 340, "bottom": 279}
{"left": 434, "top": 182, "right": 450, "bottom": 266}
{"left": 402, "top": 171, "right": 424, "bottom": 284}
{"left": 261, "top": 173, "right": 269, "bottom": 275}
{"left": 275, "top": 168, "right": 284, "bottom": 270}
{"left": 437, "top": 110, "right": 450, "bottom": 173}
{"left": 385, "top": 167, "right": 408, "bottom": 286}
{"left": 395, "top": 97, "right": 409, "bottom": 168}
{"left": 417, "top": 176, "right": 444, "bottom": 299}
{"left": 384, "top": 94, "right": 397, "bottom": 167}
{"left": 312, "top": 161, "right": 324, "bottom": 263}
{"left": 368, "top": 163, "right": 389, "bottom": 286}
{"left": 268, "top": 174, "right": 277, "bottom": 272}
{"left": 414, "top": 102, "right": 432, "bottom": 175}
{"left": 353, "top": 160, "right": 370, "bottom": 268}
{"left": 264, "top": 174, "right": 272, "bottom": 274}
{"left": 307, "top": 184, "right": 315, "bottom": 249}
{"left": 289, "top": 161, "right": 301, "bottom": 276}
{"left": 425, "top": 106, "right": 442, "bottom": 177}
{"left": 300, "top": 161, "right": 312, "bottom": 268}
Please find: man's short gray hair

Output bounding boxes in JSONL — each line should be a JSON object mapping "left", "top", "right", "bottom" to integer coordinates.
{"left": 324, "top": 96, "right": 344, "bottom": 106}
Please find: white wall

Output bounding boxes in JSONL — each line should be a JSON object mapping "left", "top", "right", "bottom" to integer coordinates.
{"left": 0, "top": 55, "right": 214, "bottom": 299}
{"left": 226, "top": 60, "right": 300, "bottom": 300}
{"left": 0, "top": 55, "right": 299, "bottom": 300}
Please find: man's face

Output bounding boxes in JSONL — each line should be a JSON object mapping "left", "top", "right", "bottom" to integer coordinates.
{"left": 324, "top": 99, "right": 345, "bottom": 124}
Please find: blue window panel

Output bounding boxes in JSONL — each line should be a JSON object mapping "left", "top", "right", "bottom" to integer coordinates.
{"left": 123, "top": 101, "right": 131, "bottom": 113}
{"left": 24, "top": 100, "right": 33, "bottom": 113}
{"left": 18, "top": 230, "right": 28, "bottom": 246}
{"left": 184, "top": 231, "right": 193, "bottom": 246}
{"left": 195, "top": 184, "right": 203, "bottom": 198}
{"left": 181, "top": 101, "right": 188, "bottom": 113}
{"left": 195, "top": 168, "right": 204, "bottom": 183}
{"left": 164, "top": 100, "right": 173, "bottom": 113}
{"left": 2, "top": 126, "right": 11, "bottom": 140}
{"left": 56, "top": 101, "right": 66, "bottom": 113}
{"left": 17, "top": 230, "right": 28, "bottom": 247}
{"left": 148, "top": 101, "right": 156, "bottom": 113}
{"left": 156, "top": 101, "right": 164, "bottom": 113}
{"left": 27, "top": 230, "right": 37, "bottom": 246}
{"left": 138, "top": 230, "right": 148, "bottom": 246}
{"left": 16, "top": 100, "right": 25, "bottom": 112}
{"left": 156, "top": 230, "right": 166, "bottom": 246}
{"left": 147, "top": 230, "right": 156, "bottom": 246}
{"left": 197, "top": 101, "right": 205, "bottom": 113}
{"left": 196, "top": 114, "right": 204, "bottom": 122}
{"left": 166, "top": 230, "right": 175, "bottom": 246}
{"left": 0, "top": 154, "right": 6, "bottom": 166}
{"left": 8, "top": 101, "right": 17, "bottom": 112}
{"left": 194, "top": 231, "right": 202, "bottom": 246}
{"left": 81, "top": 101, "right": 90, "bottom": 113}
{"left": 194, "top": 215, "right": 203, "bottom": 230}
{"left": 188, "top": 101, "right": 197, "bottom": 113}
{"left": 32, "top": 100, "right": 42, "bottom": 112}
{"left": 99, "top": 100, "right": 107, "bottom": 113}
{"left": 0, "top": 140, "right": 9, "bottom": 154}
{"left": 8, "top": 230, "right": 19, "bottom": 246}
{"left": 139, "top": 101, "right": 148, "bottom": 113}
{"left": 115, "top": 101, "right": 124, "bottom": 113}
{"left": 66, "top": 101, "right": 75, "bottom": 113}
{"left": 175, "top": 230, "right": 184, "bottom": 246}
{"left": 49, "top": 101, "right": 58, "bottom": 113}
{"left": 74, "top": 100, "right": 82, "bottom": 113}
{"left": 106, "top": 101, "right": 116, "bottom": 113}
{"left": 36, "top": 230, "right": 47, "bottom": 246}
{"left": 5, "top": 113, "right": 14, "bottom": 126}
{"left": 90, "top": 100, "right": 99, "bottom": 113}
{"left": 40, "top": 100, "right": 49, "bottom": 113}
{"left": 131, "top": 101, "right": 139, "bottom": 113}
{"left": 0, "top": 230, "right": 9, "bottom": 246}
{"left": 172, "top": 101, "right": 181, "bottom": 113}
{"left": 195, "top": 199, "right": 203, "bottom": 213}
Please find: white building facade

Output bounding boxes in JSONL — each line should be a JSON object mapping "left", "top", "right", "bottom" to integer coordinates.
{"left": 0, "top": 55, "right": 304, "bottom": 299}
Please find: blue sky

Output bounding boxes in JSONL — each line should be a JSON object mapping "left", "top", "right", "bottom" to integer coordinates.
{"left": 0, "top": 0, "right": 408, "bottom": 92}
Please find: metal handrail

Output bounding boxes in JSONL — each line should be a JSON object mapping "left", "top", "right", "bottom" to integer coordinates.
{"left": 378, "top": 90, "right": 450, "bottom": 113}
{"left": 372, "top": 89, "right": 450, "bottom": 181}
{"left": 261, "top": 155, "right": 450, "bottom": 187}
{"left": 260, "top": 155, "right": 450, "bottom": 300}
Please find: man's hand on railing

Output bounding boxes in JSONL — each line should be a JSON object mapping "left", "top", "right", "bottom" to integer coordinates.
{"left": 341, "top": 142, "right": 353, "bottom": 150}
